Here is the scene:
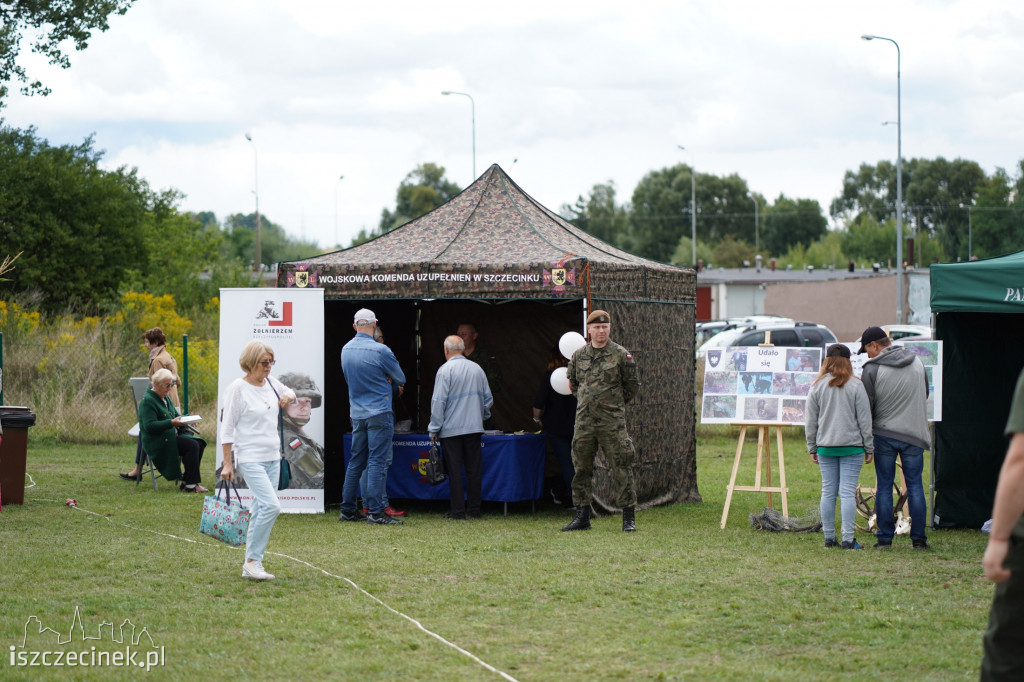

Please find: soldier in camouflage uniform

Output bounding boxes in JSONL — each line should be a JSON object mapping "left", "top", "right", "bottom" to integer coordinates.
{"left": 562, "top": 310, "right": 641, "bottom": 532}
{"left": 278, "top": 372, "right": 326, "bottom": 489}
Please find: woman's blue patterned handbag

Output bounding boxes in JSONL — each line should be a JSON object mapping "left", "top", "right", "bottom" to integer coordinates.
{"left": 199, "top": 481, "right": 250, "bottom": 546}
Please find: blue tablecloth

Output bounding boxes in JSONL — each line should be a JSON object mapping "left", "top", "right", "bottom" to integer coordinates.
{"left": 342, "top": 433, "right": 546, "bottom": 502}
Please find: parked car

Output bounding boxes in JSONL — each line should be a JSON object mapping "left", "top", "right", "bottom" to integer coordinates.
{"left": 696, "top": 315, "right": 795, "bottom": 348}
{"left": 697, "top": 322, "right": 837, "bottom": 358}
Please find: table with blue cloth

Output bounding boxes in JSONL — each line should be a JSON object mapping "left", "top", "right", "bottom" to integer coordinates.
{"left": 342, "top": 433, "right": 546, "bottom": 512}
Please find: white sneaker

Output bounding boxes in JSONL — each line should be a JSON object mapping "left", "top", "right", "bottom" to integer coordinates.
{"left": 242, "top": 561, "right": 274, "bottom": 580}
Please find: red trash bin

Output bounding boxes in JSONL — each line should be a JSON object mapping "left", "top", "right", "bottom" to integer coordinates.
{"left": 0, "top": 406, "right": 37, "bottom": 507}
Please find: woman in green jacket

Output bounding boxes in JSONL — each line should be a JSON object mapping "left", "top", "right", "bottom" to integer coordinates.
{"left": 139, "top": 368, "right": 207, "bottom": 492}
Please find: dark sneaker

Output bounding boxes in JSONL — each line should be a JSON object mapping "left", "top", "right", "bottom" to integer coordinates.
{"left": 912, "top": 539, "right": 930, "bottom": 550}
{"left": 841, "top": 540, "right": 863, "bottom": 550}
{"left": 824, "top": 538, "right": 840, "bottom": 548}
{"left": 339, "top": 509, "right": 367, "bottom": 522}
{"left": 873, "top": 540, "right": 892, "bottom": 549}
{"left": 365, "top": 513, "right": 403, "bottom": 525}
{"left": 444, "top": 512, "right": 466, "bottom": 520}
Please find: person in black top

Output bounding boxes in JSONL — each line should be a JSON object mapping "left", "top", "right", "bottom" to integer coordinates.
{"left": 533, "top": 346, "right": 577, "bottom": 505}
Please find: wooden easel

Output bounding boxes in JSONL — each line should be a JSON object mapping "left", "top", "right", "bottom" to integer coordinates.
{"left": 720, "top": 423, "right": 789, "bottom": 528}
{"left": 720, "top": 333, "right": 790, "bottom": 529}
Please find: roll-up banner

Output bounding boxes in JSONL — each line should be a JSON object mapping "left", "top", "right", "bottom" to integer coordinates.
{"left": 216, "top": 288, "right": 326, "bottom": 513}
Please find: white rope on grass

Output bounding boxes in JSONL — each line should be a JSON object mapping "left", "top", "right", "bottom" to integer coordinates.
{"left": 270, "top": 550, "right": 519, "bottom": 682}
{"left": 61, "top": 498, "right": 519, "bottom": 682}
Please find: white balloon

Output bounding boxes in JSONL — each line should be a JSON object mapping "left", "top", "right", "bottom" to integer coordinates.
{"left": 550, "top": 367, "right": 571, "bottom": 395}
{"left": 559, "top": 331, "right": 586, "bottom": 360}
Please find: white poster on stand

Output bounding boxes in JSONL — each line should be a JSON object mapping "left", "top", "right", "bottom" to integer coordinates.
{"left": 216, "top": 288, "right": 325, "bottom": 513}
{"left": 700, "top": 346, "right": 822, "bottom": 425}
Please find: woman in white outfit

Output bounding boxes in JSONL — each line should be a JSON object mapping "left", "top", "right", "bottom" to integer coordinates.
{"left": 220, "top": 340, "right": 295, "bottom": 580}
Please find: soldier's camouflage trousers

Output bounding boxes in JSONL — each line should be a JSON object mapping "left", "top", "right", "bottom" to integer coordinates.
{"left": 570, "top": 417, "right": 636, "bottom": 509}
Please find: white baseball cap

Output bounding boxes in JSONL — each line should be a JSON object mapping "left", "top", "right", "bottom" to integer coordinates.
{"left": 354, "top": 308, "right": 377, "bottom": 325}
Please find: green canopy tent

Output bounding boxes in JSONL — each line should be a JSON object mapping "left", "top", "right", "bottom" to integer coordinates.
{"left": 930, "top": 250, "right": 1024, "bottom": 528}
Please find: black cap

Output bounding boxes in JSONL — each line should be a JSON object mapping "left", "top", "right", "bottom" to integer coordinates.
{"left": 857, "top": 326, "right": 888, "bottom": 354}
{"left": 826, "top": 343, "right": 851, "bottom": 359}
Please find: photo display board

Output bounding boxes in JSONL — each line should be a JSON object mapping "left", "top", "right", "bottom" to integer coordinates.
{"left": 700, "top": 346, "right": 822, "bottom": 425}
{"left": 895, "top": 339, "right": 943, "bottom": 422}
{"left": 850, "top": 339, "right": 943, "bottom": 422}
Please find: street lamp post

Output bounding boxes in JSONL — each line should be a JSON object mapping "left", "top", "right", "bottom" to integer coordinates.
{"left": 244, "top": 132, "right": 261, "bottom": 280}
{"left": 749, "top": 192, "right": 759, "bottom": 253}
{"left": 334, "top": 175, "right": 344, "bottom": 248}
{"left": 678, "top": 146, "right": 697, "bottom": 268}
{"left": 862, "top": 33, "right": 904, "bottom": 324}
{"left": 960, "top": 203, "right": 972, "bottom": 260}
{"left": 441, "top": 90, "right": 476, "bottom": 180}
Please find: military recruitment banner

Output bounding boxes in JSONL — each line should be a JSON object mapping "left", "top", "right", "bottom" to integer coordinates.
{"left": 216, "top": 288, "right": 325, "bottom": 513}
{"left": 700, "top": 346, "right": 822, "bottom": 425}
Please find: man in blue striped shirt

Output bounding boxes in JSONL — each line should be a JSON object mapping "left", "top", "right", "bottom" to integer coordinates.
{"left": 429, "top": 335, "right": 493, "bottom": 520}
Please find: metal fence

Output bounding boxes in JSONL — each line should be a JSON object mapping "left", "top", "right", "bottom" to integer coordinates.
{"left": 0, "top": 331, "right": 217, "bottom": 444}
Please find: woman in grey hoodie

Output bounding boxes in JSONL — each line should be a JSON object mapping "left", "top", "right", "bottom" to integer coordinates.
{"left": 805, "top": 344, "right": 874, "bottom": 549}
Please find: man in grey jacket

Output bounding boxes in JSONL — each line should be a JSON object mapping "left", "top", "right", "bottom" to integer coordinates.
{"left": 859, "top": 326, "right": 931, "bottom": 549}
{"left": 428, "top": 335, "right": 493, "bottom": 520}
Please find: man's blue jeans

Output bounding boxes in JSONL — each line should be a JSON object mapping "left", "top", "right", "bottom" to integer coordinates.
{"left": 873, "top": 435, "right": 927, "bottom": 543}
{"left": 342, "top": 412, "right": 394, "bottom": 515}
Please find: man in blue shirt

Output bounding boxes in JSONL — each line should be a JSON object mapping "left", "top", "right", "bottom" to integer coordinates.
{"left": 429, "top": 335, "right": 493, "bottom": 520}
{"left": 340, "top": 308, "right": 406, "bottom": 525}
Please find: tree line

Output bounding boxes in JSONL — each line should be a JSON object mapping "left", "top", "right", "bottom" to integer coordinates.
{"left": 565, "top": 157, "right": 1024, "bottom": 268}
{"left": 0, "top": 124, "right": 319, "bottom": 314}
{"left": 4, "top": 120, "right": 1023, "bottom": 317}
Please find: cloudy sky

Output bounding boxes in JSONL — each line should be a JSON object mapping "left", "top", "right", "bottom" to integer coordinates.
{"left": 3, "top": 0, "right": 1022, "bottom": 257}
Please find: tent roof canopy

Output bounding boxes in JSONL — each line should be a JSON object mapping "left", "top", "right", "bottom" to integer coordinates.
{"left": 279, "top": 164, "right": 692, "bottom": 302}
{"left": 931, "top": 249, "right": 1024, "bottom": 313}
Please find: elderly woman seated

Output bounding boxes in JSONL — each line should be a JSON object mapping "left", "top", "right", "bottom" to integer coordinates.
{"left": 139, "top": 368, "right": 208, "bottom": 492}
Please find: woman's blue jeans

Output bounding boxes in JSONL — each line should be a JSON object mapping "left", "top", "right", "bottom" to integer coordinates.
{"left": 818, "top": 453, "right": 864, "bottom": 543}
{"left": 237, "top": 460, "right": 281, "bottom": 563}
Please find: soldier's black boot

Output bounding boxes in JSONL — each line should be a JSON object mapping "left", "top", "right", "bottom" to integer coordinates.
{"left": 561, "top": 506, "right": 591, "bottom": 531}
{"left": 622, "top": 506, "right": 636, "bottom": 532}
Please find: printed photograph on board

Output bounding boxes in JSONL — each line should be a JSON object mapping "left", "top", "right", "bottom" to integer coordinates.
{"left": 738, "top": 372, "right": 774, "bottom": 395}
{"left": 743, "top": 396, "right": 779, "bottom": 421}
{"left": 726, "top": 348, "right": 748, "bottom": 372}
{"left": 702, "top": 395, "right": 737, "bottom": 420}
{"left": 704, "top": 371, "right": 738, "bottom": 395}
{"left": 781, "top": 398, "right": 807, "bottom": 423}
{"left": 901, "top": 340, "right": 939, "bottom": 367}
{"left": 785, "top": 348, "right": 820, "bottom": 373}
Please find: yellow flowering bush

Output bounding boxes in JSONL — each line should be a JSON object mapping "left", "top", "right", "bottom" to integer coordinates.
{"left": 116, "top": 291, "right": 193, "bottom": 339}
{"left": 1, "top": 293, "right": 221, "bottom": 443}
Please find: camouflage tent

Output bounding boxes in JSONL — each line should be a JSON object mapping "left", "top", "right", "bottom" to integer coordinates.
{"left": 278, "top": 164, "right": 698, "bottom": 510}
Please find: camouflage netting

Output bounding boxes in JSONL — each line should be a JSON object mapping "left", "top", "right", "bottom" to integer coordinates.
{"left": 279, "top": 164, "right": 698, "bottom": 508}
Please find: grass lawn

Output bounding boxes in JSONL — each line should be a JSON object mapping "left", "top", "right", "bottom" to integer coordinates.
{"left": 1, "top": 430, "right": 993, "bottom": 681}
